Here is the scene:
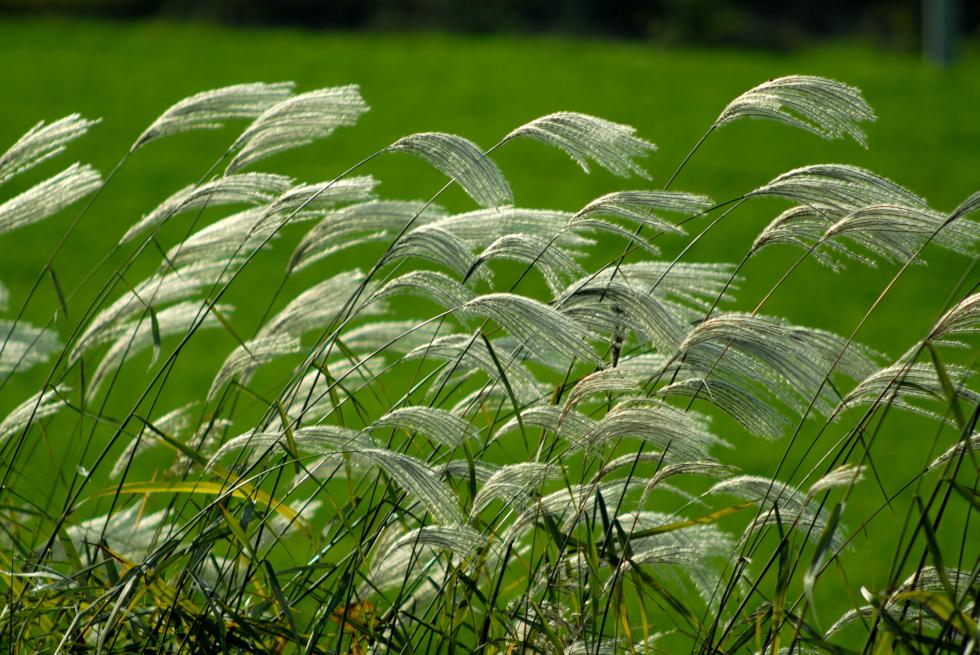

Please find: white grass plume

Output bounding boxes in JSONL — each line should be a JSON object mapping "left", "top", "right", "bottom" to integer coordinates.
{"left": 573, "top": 400, "right": 721, "bottom": 461}
{"left": 208, "top": 424, "right": 371, "bottom": 467}
{"left": 227, "top": 85, "right": 368, "bottom": 173}
{"left": 715, "top": 75, "right": 875, "bottom": 145}
{"left": 381, "top": 525, "right": 485, "bottom": 561}
{"left": 750, "top": 164, "right": 926, "bottom": 213}
{"left": 406, "top": 334, "right": 542, "bottom": 404}
{"left": 0, "top": 385, "right": 68, "bottom": 443}
{"left": 87, "top": 301, "right": 231, "bottom": 401}
{"left": 505, "top": 479, "right": 641, "bottom": 541}
{"left": 0, "top": 320, "right": 61, "bottom": 375}
{"left": 675, "top": 312, "right": 879, "bottom": 414}
{"left": 582, "top": 262, "right": 739, "bottom": 312}
{"left": 558, "top": 278, "right": 687, "bottom": 350}
{"left": 386, "top": 132, "right": 512, "bottom": 208}
{"left": 429, "top": 207, "right": 590, "bottom": 250}
{"left": 164, "top": 207, "right": 273, "bottom": 268}
{"left": 207, "top": 333, "right": 302, "bottom": 402}
{"left": 120, "top": 172, "right": 292, "bottom": 245}
{"left": 563, "top": 359, "right": 660, "bottom": 407}
{"left": 838, "top": 361, "right": 978, "bottom": 418}
{"left": 0, "top": 163, "right": 102, "bottom": 235}
{"left": 928, "top": 433, "right": 979, "bottom": 471}
{"left": 290, "top": 200, "right": 445, "bottom": 272}
{"left": 752, "top": 205, "right": 872, "bottom": 270}
{"left": 494, "top": 405, "right": 597, "bottom": 445}
{"left": 472, "top": 233, "right": 585, "bottom": 296}
{"left": 0, "top": 114, "right": 99, "bottom": 185}
{"left": 109, "top": 403, "right": 195, "bottom": 478}
{"left": 259, "top": 176, "right": 379, "bottom": 225}
{"left": 132, "top": 82, "right": 295, "bottom": 151}
{"left": 462, "top": 293, "right": 599, "bottom": 365}
{"left": 504, "top": 112, "right": 656, "bottom": 178}
{"left": 341, "top": 319, "right": 445, "bottom": 354}
{"left": 823, "top": 204, "right": 979, "bottom": 263}
{"left": 808, "top": 464, "right": 865, "bottom": 496}
{"left": 358, "top": 448, "right": 465, "bottom": 525}
{"left": 258, "top": 270, "right": 370, "bottom": 338}
{"left": 371, "top": 268, "right": 476, "bottom": 310}
{"left": 659, "top": 377, "right": 789, "bottom": 439}
{"left": 382, "top": 225, "right": 482, "bottom": 279}
{"left": 710, "top": 475, "right": 844, "bottom": 548}
{"left": 930, "top": 292, "right": 980, "bottom": 342}
{"left": 71, "top": 260, "right": 233, "bottom": 364}
{"left": 370, "top": 406, "right": 477, "bottom": 448}
{"left": 573, "top": 190, "right": 712, "bottom": 233}
{"left": 471, "top": 462, "right": 557, "bottom": 516}
{"left": 950, "top": 189, "right": 980, "bottom": 221}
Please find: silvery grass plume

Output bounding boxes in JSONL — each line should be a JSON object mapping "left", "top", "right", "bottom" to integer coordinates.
{"left": 163, "top": 206, "right": 275, "bottom": 268}
{"left": 672, "top": 312, "right": 879, "bottom": 415}
{"left": 386, "top": 132, "right": 513, "bottom": 208}
{"left": 258, "top": 175, "right": 379, "bottom": 226}
{"left": 0, "top": 163, "right": 102, "bottom": 235}
{"left": 503, "top": 111, "right": 656, "bottom": 178}
{"left": 568, "top": 400, "right": 723, "bottom": 461}
{"left": 0, "top": 320, "right": 60, "bottom": 375}
{"left": 207, "top": 424, "right": 372, "bottom": 468}
{"left": 258, "top": 270, "right": 376, "bottom": 339}
{"left": 714, "top": 75, "right": 875, "bottom": 145}
{"left": 929, "top": 291, "right": 980, "bottom": 343}
{"left": 131, "top": 82, "right": 295, "bottom": 151}
{"left": 209, "top": 426, "right": 465, "bottom": 525}
{"left": 289, "top": 200, "right": 446, "bottom": 272}
{"left": 428, "top": 206, "right": 592, "bottom": 249}
{"left": 557, "top": 277, "right": 688, "bottom": 349}
{"left": 119, "top": 172, "right": 293, "bottom": 244}
{"left": 0, "top": 114, "right": 99, "bottom": 185}
{"left": 108, "top": 402, "right": 195, "bottom": 478}
{"left": 585, "top": 261, "right": 739, "bottom": 311}
{"left": 743, "top": 164, "right": 980, "bottom": 269}
{"left": 207, "top": 333, "right": 301, "bottom": 402}
{"left": 494, "top": 405, "right": 596, "bottom": 442}
{"left": 369, "top": 405, "right": 479, "bottom": 448}
{"left": 382, "top": 225, "right": 486, "bottom": 280}
{"left": 161, "top": 176, "right": 380, "bottom": 269}
{"left": 470, "top": 232, "right": 585, "bottom": 296}
{"left": 838, "top": 361, "right": 979, "bottom": 420}
{"left": 826, "top": 567, "right": 980, "bottom": 637}
{"left": 65, "top": 503, "right": 174, "bottom": 564}
{"left": 404, "top": 333, "right": 543, "bottom": 404}
{"left": 0, "top": 385, "right": 68, "bottom": 443}
{"left": 226, "top": 85, "right": 368, "bottom": 173}
{"left": 86, "top": 301, "right": 231, "bottom": 400}
{"left": 370, "top": 269, "right": 476, "bottom": 308}
{"left": 461, "top": 292, "right": 600, "bottom": 365}
{"left": 571, "top": 189, "right": 712, "bottom": 235}
{"left": 709, "top": 476, "right": 846, "bottom": 549}
{"left": 70, "top": 260, "right": 233, "bottom": 363}
{"left": 928, "top": 432, "right": 980, "bottom": 471}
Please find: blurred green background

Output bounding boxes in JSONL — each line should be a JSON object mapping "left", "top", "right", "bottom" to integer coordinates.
{"left": 0, "top": 15, "right": 977, "bottom": 636}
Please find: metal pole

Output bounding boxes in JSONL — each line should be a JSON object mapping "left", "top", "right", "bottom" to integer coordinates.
{"left": 922, "top": 0, "right": 960, "bottom": 66}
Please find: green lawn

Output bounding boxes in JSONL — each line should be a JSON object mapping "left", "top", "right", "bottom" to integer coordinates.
{"left": 0, "top": 18, "right": 977, "bottom": 641}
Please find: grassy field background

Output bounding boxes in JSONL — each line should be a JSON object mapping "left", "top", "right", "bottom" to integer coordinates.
{"left": 1, "top": 18, "right": 978, "bottom": 637}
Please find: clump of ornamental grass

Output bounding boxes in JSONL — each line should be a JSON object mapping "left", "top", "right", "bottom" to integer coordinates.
{"left": 0, "top": 75, "right": 976, "bottom": 654}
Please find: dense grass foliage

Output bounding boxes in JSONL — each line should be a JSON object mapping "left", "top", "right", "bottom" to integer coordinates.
{"left": 0, "top": 21, "right": 978, "bottom": 654}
